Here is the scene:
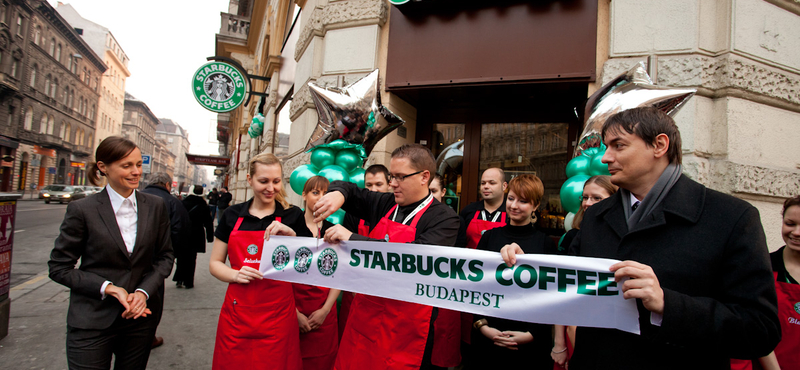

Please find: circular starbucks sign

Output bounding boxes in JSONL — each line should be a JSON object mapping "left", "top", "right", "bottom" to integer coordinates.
{"left": 271, "top": 245, "right": 290, "bottom": 271}
{"left": 317, "top": 248, "right": 338, "bottom": 276}
{"left": 192, "top": 61, "right": 247, "bottom": 113}
{"left": 294, "top": 247, "right": 313, "bottom": 273}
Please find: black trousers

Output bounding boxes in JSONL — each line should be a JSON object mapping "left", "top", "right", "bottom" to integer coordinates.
{"left": 172, "top": 251, "right": 197, "bottom": 287}
{"left": 66, "top": 313, "right": 158, "bottom": 370}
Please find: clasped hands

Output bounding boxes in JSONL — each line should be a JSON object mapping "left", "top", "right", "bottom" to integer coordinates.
{"left": 296, "top": 307, "right": 331, "bottom": 334}
{"left": 499, "top": 243, "right": 665, "bottom": 314}
{"left": 105, "top": 284, "right": 151, "bottom": 319}
{"left": 480, "top": 324, "right": 533, "bottom": 350}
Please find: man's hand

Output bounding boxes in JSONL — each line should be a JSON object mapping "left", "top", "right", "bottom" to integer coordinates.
{"left": 312, "top": 192, "right": 345, "bottom": 224}
{"left": 264, "top": 220, "right": 296, "bottom": 240}
{"left": 610, "top": 260, "right": 665, "bottom": 314}
{"left": 297, "top": 310, "right": 312, "bottom": 334}
{"left": 307, "top": 307, "right": 331, "bottom": 330}
{"left": 500, "top": 242, "right": 524, "bottom": 267}
{"left": 232, "top": 266, "right": 264, "bottom": 284}
{"left": 123, "top": 291, "right": 149, "bottom": 319}
{"left": 323, "top": 225, "right": 353, "bottom": 244}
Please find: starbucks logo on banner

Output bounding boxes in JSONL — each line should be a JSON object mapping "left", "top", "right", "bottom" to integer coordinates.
{"left": 192, "top": 61, "right": 247, "bottom": 113}
{"left": 795, "top": 302, "right": 800, "bottom": 315}
{"left": 246, "top": 244, "right": 259, "bottom": 256}
{"left": 317, "top": 248, "right": 338, "bottom": 276}
{"left": 294, "top": 247, "right": 313, "bottom": 273}
{"left": 272, "top": 245, "right": 290, "bottom": 270}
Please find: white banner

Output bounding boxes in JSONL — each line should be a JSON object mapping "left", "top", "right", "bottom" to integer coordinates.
{"left": 258, "top": 236, "right": 640, "bottom": 334}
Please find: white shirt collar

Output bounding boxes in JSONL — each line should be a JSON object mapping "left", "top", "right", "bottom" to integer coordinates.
{"left": 629, "top": 192, "right": 641, "bottom": 205}
{"left": 106, "top": 185, "right": 138, "bottom": 214}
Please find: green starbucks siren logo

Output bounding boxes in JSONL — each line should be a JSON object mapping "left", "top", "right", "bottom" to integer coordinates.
{"left": 246, "top": 244, "right": 259, "bottom": 256}
{"left": 294, "top": 247, "right": 313, "bottom": 273}
{"left": 192, "top": 61, "right": 247, "bottom": 113}
{"left": 272, "top": 245, "right": 290, "bottom": 271}
{"left": 317, "top": 248, "right": 338, "bottom": 276}
{"left": 795, "top": 302, "right": 800, "bottom": 315}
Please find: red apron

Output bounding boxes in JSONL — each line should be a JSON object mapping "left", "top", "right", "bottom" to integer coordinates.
{"left": 338, "top": 220, "right": 370, "bottom": 342}
{"left": 294, "top": 283, "right": 338, "bottom": 370}
{"left": 462, "top": 210, "right": 507, "bottom": 343}
{"left": 730, "top": 272, "right": 800, "bottom": 370}
{"left": 212, "top": 217, "right": 302, "bottom": 370}
{"left": 336, "top": 197, "right": 460, "bottom": 369}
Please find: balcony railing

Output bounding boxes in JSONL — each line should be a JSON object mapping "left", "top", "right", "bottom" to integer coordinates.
{"left": 40, "top": 134, "right": 63, "bottom": 147}
{"left": 219, "top": 13, "right": 250, "bottom": 40}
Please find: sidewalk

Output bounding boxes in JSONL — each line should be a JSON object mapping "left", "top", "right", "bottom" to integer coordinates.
{"left": 0, "top": 250, "right": 227, "bottom": 369}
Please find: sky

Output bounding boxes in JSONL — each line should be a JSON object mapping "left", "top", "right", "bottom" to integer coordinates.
{"left": 47, "top": 0, "right": 231, "bottom": 176}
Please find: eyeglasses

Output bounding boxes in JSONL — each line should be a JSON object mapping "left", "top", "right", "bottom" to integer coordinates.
{"left": 388, "top": 170, "right": 425, "bottom": 183}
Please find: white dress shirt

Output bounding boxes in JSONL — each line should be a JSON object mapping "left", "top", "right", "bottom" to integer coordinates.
{"left": 101, "top": 186, "right": 148, "bottom": 300}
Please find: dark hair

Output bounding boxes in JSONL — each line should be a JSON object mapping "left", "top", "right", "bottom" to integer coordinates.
{"left": 507, "top": 174, "right": 544, "bottom": 207}
{"left": 431, "top": 174, "right": 444, "bottom": 189}
{"left": 365, "top": 164, "right": 389, "bottom": 183}
{"left": 303, "top": 176, "right": 330, "bottom": 194}
{"left": 391, "top": 144, "right": 436, "bottom": 185}
{"left": 572, "top": 175, "right": 618, "bottom": 229}
{"left": 602, "top": 107, "right": 682, "bottom": 164}
{"left": 222, "top": 186, "right": 228, "bottom": 191}
{"left": 193, "top": 185, "right": 203, "bottom": 195}
{"left": 88, "top": 136, "right": 137, "bottom": 186}
{"left": 784, "top": 196, "right": 800, "bottom": 216}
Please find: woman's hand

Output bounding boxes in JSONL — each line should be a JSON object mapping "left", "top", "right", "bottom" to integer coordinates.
{"left": 493, "top": 330, "right": 533, "bottom": 350}
{"left": 500, "top": 242, "right": 524, "bottom": 267}
{"left": 297, "top": 310, "right": 312, "bottom": 334}
{"left": 551, "top": 346, "right": 569, "bottom": 368}
{"left": 264, "top": 221, "right": 297, "bottom": 240}
{"left": 479, "top": 325, "right": 502, "bottom": 341}
{"left": 307, "top": 307, "right": 331, "bottom": 330}
{"left": 123, "top": 291, "right": 149, "bottom": 319}
{"left": 105, "top": 284, "right": 130, "bottom": 313}
{"left": 231, "top": 266, "right": 263, "bottom": 284}
{"left": 323, "top": 225, "right": 353, "bottom": 244}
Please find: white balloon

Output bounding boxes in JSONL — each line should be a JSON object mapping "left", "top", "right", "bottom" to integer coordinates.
{"left": 564, "top": 212, "right": 576, "bottom": 232}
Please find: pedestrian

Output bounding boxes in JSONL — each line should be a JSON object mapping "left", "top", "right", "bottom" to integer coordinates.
{"left": 429, "top": 174, "right": 445, "bottom": 203}
{"left": 501, "top": 107, "right": 780, "bottom": 369}
{"left": 48, "top": 136, "right": 173, "bottom": 370}
{"left": 558, "top": 175, "right": 617, "bottom": 251}
{"left": 140, "top": 172, "right": 191, "bottom": 348}
{"left": 216, "top": 186, "right": 232, "bottom": 224}
{"left": 732, "top": 195, "right": 800, "bottom": 369}
{"left": 209, "top": 153, "right": 309, "bottom": 370}
{"left": 314, "top": 144, "right": 461, "bottom": 370}
{"left": 208, "top": 187, "right": 220, "bottom": 220}
{"left": 294, "top": 176, "right": 339, "bottom": 370}
{"left": 467, "top": 174, "right": 560, "bottom": 370}
{"left": 179, "top": 185, "right": 214, "bottom": 289}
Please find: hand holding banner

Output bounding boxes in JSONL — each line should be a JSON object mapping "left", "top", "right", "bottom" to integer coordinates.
{"left": 259, "top": 236, "right": 640, "bottom": 334}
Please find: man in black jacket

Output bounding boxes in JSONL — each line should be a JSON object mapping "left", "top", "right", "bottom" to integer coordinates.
{"left": 503, "top": 107, "right": 780, "bottom": 369}
{"left": 180, "top": 186, "right": 214, "bottom": 288}
{"left": 141, "top": 172, "right": 191, "bottom": 348}
{"left": 216, "top": 186, "right": 232, "bottom": 224}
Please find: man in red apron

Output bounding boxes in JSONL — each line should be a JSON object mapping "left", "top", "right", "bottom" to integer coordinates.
{"left": 314, "top": 144, "right": 461, "bottom": 370}
{"left": 454, "top": 168, "right": 508, "bottom": 348}
{"left": 338, "top": 164, "right": 392, "bottom": 341}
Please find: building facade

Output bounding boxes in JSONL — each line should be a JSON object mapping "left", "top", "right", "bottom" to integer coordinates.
{"left": 122, "top": 92, "right": 157, "bottom": 186}
{"left": 13, "top": 0, "right": 104, "bottom": 190}
{"left": 215, "top": 0, "right": 800, "bottom": 249}
{"left": 56, "top": 3, "right": 129, "bottom": 152}
{"left": 156, "top": 118, "right": 191, "bottom": 191}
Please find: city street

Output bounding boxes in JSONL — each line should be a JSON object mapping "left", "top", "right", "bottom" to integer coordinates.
{"left": 1, "top": 199, "right": 225, "bottom": 369}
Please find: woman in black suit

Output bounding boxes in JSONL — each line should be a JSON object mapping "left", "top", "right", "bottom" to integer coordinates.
{"left": 48, "top": 136, "right": 173, "bottom": 370}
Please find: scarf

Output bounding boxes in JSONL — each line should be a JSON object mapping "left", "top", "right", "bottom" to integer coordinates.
{"left": 621, "top": 163, "right": 683, "bottom": 231}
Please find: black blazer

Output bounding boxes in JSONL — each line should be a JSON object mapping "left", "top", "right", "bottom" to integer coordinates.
{"left": 48, "top": 188, "right": 174, "bottom": 330}
{"left": 568, "top": 175, "right": 780, "bottom": 369}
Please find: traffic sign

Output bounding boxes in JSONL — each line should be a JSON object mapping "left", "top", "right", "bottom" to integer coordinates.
{"left": 142, "top": 155, "right": 151, "bottom": 174}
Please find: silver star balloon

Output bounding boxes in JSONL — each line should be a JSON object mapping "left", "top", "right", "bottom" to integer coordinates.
{"left": 575, "top": 62, "right": 696, "bottom": 156}
{"left": 304, "top": 69, "right": 404, "bottom": 156}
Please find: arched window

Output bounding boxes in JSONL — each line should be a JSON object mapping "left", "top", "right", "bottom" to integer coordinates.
{"left": 44, "top": 74, "right": 50, "bottom": 96}
{"left": 47, "top": 116, "right": 54, "bottom": 135}
{"left": 67, "top": 88, "right": 73, "bottom": 108}
{"left": 39, "top": 115, "right": 47, "bottom": 134}
{"left": 49, "top": 39, "right": 55, "bottom": 56}
{"left": 23, "top": 107, "right": 32, "bottom": 131}
{"left": 87, "top": 133, "right": 93, "bottom": 148}
{"left": 56, "top": 44, "right": 62, "bottom": 62}
{"left": 33, "top": 26, "right": 41, "bottom": 45}
{"left": 29, "top": 64, "right": 36, "bottom": 87}
{"left": 89, "top": 104, "right": 95, "bottom": 120}
{"left": 50, "top": 78, "right": 58, "bottom": 98}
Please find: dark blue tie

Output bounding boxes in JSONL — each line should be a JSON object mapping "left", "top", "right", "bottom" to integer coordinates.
{"left": 631, "top": 201, "right": 640, "bottom": 212}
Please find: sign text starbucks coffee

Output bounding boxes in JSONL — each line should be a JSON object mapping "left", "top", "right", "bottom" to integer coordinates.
{"left": 192, "top": 61, "right": 247, "bottom": 113}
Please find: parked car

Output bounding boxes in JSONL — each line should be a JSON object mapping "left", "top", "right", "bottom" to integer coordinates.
{"left": 43, "top": 185, "right": 88, "bottom": 204}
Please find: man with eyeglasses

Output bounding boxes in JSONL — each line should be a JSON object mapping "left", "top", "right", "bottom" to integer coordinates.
{"left": 314, "top": 144, "right": 460, "bottom": 370}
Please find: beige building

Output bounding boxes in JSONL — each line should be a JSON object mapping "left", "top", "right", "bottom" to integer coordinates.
{"left": 56, "top": 3, "right": 129, "bottom": 152}
{"left": 156, "top": 118, "right": 191, "bottom": 191}
{"left": 215, "top": 0, "right": 800, "bottom": 249}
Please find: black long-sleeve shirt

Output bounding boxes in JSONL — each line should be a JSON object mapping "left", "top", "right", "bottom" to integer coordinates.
{"left": 328, "top": 181, "right": 459, "bottom": 247}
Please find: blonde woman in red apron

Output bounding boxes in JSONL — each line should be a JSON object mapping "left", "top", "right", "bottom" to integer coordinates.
{"left": 731, "top": 195, "right": 800, "bottom": 370}
{"left": 209, "top": 153, "right": 311, "bottom": 370}
{"left": 314, "top": 144, "right": 461, "bottom": 370}
{"left": 293, "top": 176, "right": 340, "bottom": 370}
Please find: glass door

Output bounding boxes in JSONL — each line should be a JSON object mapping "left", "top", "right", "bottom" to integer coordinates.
{"left": 431, "top": 123, "right": 465, "bottom": 213}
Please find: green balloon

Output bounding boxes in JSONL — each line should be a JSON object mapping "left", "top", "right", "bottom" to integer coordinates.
{"left": 565, "top": 155, "right": 591, "bottom": 178}
{"left": 290, "top": 164, "right": 319, "bottom": 195}
{"left": 310, "top": 148, "right": 335, "bottom": 168}
{"left": 319, "top": 165, "right": 350, "bottom": 183}
{"left": 327, "top": 139, "right": 349, "bottom": 151}
{"left": 326, "top": 209, "right": 346, "bottom": 225}
{"left": 349, "top": 167, "right": 366, "bottom": 188}
{"left": 560, "top": 175, "right": 590, "bottom": 214}
{"left": 582, "top": 147, "right": 599, "bottom": 157}
{"left": 335, "top": 149, "right": 361, "bottom": 173}
{"left": 588, "top": 153, "right": 610, "bottom": 176}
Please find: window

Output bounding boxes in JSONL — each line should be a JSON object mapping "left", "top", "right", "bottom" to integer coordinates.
{"left": 44, "top": 74, "right": 50, "bottom": 96}
{"left": 70, "top": 57, "right": 77, "bottom": 74}
{"left": 33, "top": 26, "right": 41, "bottom": 45}
{"left": 29, "top": 64, "right": 36, "bottom": 87}
{"left": 16, "top": 15, "right": 22, "bottom": 37}
{"left": 39, "top": 115, "right": 47, "bottom": 134}
{"left": 23, "top": 107, "right": 32, "bottom": 131}
{"left": 89, "top": 104, "right": 95, "bottom": 120}
{"left": 56, "top": 44, "right": 62, "bottom": 62}
{"left": 60, "top": 122, "right": 69, "bottom": 141}
{"left": 49, "top": 38, "right": 55, "bottom": 56}
{"left": 47, "top": 116, "right": 54, "bottom": 135}
{"left": 10, "top": 60, "right": 18, "bottom": 79}
{"left": 51, "top": 79, "right": 58, "bottom": 98}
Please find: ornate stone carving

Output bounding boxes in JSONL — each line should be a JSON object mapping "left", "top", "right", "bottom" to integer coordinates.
{"left": 730, "top": 162, "right": 800, "bottom": 198}
{"left": 295, "top": 0, "right": 389, "bottom": 61}
{"left": 290, "top": 83, "right": 313, "bottom": 121}
{"left": 283, "top": 152, "right": 311, "bottom": 181}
